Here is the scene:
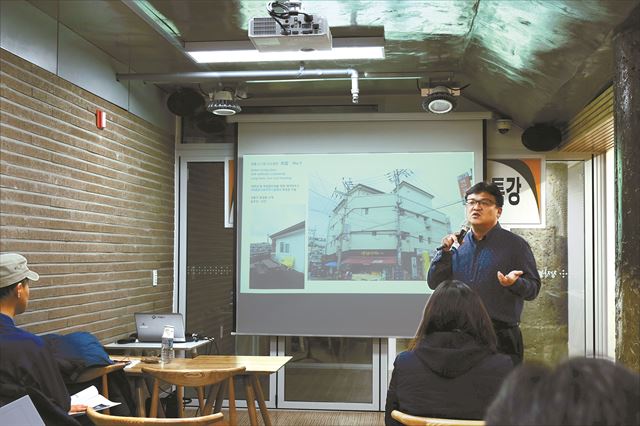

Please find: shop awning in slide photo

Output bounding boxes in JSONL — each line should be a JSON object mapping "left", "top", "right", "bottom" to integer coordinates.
{"left": 342, "top": 256, "right": 397, "bottom": 265}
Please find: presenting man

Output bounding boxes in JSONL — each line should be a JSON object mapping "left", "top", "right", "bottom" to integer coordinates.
{"left": 0, "top": 252, "right": 86, "bottom": 425}
{"left": 427, "top": 182, "right": 541, "bottom": 364}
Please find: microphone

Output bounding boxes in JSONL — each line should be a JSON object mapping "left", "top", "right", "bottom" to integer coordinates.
{"left": 436, "top": 225, "right": 470, "bottom": 251}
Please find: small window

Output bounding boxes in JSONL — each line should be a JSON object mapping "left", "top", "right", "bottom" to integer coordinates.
{"left": 280, "top": 242, "right": 285, "bottom": 252}
{"left": 364, "top": 208, "right": 369, "bottom": 215}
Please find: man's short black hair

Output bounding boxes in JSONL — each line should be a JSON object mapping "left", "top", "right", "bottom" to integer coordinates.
{"left": 465, "top": 181, "right": 504, "bottom": 207}
{"left": 0, "top": 280, "right": 22, "bottom": 300}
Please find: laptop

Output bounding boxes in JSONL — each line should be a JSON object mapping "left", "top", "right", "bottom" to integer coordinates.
{"left": 134, "top": 313, "right": 186, "bottom": 343}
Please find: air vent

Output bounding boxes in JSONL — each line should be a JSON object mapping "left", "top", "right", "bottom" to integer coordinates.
{"left": 560, "top": 86, "right": 613, "bottom": 153}
{"left": 251, "top": 17, "right": 278, "bottom": 36}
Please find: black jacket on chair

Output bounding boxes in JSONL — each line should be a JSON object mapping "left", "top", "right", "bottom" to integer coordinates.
{"left": 385, "top": 331, "right": 513, "bottom": 425}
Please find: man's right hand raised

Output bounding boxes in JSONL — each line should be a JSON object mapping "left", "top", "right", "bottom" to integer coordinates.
{"left": 439, "top": 234, "right": 458, "bottom": 252}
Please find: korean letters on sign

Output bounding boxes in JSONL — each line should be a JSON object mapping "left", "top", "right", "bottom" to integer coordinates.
{"left": 487, "top": 159, "right": 544, "bottom": 227}
{"left": 492, "top": 177, "right": 522, "bottom": 206}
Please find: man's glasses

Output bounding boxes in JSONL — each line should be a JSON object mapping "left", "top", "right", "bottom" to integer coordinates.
{"left": 465, "top": 199, "right": 495, "bottom": 208}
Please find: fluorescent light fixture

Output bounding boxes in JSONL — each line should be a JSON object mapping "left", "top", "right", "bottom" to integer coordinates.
{"left": 188, "top": 47, "right": 384, "bottom": 63}
{"left": 185, "top": 38, "right": 384, "bottom": 64}
{"left": 246, "top": 73, "right": 424, "bottom": 84}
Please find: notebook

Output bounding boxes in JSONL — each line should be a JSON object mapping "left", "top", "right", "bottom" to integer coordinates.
{"left": 134, "top": 313, "right": 186, "bottom": 343}
{"left": 0, "top": 395, "right": 45, "bottom": 426}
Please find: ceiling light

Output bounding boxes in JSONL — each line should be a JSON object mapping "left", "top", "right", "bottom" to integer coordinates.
{"left": 421, "top": 86, "right": 459, "bottom": 114}
{"left": 185, "top": 38, "right": 384, "bottom": 64}
{"left": 206, "top": 91, "right": 242, "bottom": 116}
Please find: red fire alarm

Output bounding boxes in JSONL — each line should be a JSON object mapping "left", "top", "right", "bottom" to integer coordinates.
{"left": 96, "top": 109, "right": 106, "bottom": 130}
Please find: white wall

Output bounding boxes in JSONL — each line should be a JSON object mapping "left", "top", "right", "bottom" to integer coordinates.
{"left": 274, "top": 231, "right": 305, "bottom": 273}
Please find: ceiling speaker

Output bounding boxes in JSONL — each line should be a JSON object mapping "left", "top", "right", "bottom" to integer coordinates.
{"left": 166, "top": 88, "right": 204, "bottom": 117}
{"left": 522, "top": 124, "right": 562, "bottom": 151}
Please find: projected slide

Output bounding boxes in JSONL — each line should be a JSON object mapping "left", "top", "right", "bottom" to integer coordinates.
{"left": 240, "top": 152, "right": 474, "bottom": 294}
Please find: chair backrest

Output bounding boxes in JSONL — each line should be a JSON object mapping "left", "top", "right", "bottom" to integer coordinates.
{"left": 391, "top": 410, "right": 486, "bottom": 426}
{"left": 141, "top": 367, "right": 245, "bottom": 388}
{"left": 72, "top": 362, "right": 127, "bottom": 387}
{"left": 86, "top": 407, "right": 224, "bottom": 425}
{"left": 141, "top": 366, "right": 246, "bottom": 421}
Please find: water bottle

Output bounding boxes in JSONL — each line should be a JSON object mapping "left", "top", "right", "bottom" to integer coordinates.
{"left": 160, "top": 325, "right": 175, "bottom": 364}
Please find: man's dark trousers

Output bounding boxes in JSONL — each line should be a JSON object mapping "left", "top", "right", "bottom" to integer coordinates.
{"left": 493, "top": 320, "right": 523, "bottom": 365}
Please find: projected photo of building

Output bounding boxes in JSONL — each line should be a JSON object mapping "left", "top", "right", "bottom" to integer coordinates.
{"left": 308, "top": 181, "right": 451, "bottom": 281}
{"left": 249, "top": 221, "right": 305, "bottom": 289}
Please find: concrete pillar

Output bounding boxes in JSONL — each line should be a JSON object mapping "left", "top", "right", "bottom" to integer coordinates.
{"left": 613, "top": 5, "right": 640, "bottom": 372}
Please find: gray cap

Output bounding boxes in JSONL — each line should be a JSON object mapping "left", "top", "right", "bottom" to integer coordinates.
{"left": 0, "top": 253, "right": 40, "bottom": 288}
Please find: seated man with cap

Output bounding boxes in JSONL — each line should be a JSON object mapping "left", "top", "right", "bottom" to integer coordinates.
{"left": 0, "top": 252, "right": 86, "bottom": 425}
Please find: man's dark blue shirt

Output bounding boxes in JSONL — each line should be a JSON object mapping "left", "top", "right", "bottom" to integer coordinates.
{"left": 0, "top": 313, "right": 75, "bottom": 423}
{"left": 427, "top": 223, "right": 541, "bottom": 325}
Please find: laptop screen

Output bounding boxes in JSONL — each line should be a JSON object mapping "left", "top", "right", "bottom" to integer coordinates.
{"left": 134, "top": 313, "right": 186, "bottom": 343}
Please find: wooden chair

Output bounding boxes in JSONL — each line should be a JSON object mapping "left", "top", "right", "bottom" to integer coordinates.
{"left": 86, "top": 407, "right": 224, "bottom": 425}
{"left": 391, "top": 410, "right": 486, "bottom": 426}
{"left": 142, "top": 366, "right": 246, "bottom": 426}
{"left": 70, "top": 362, "right": 127, "bottom": 415}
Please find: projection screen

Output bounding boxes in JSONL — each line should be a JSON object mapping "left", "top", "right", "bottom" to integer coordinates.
{"left": 234, "top": 115, "right": 486, "bottom": 337}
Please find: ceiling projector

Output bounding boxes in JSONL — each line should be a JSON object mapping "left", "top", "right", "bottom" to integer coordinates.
{"left": 249, "top": 1, "right": 331, "bottom": 52}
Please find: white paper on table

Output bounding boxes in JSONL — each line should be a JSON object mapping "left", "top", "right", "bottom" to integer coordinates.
{"left": 70, "top": 385, "right": 121, "bottom": 411}
{"left": 124, "top": 359, "right": 141, "bottom": 369}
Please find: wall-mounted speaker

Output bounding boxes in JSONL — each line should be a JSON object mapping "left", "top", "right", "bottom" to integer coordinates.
{"left": 521, "top": 124, "right": 562, "bottom": 151}
{"left": 166, "top": 88, "right": 204, "bottom": 117}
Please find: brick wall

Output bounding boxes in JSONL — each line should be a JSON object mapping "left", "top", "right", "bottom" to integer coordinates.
{"left": 0, "top": 49, "right": 175, "bottom": 342}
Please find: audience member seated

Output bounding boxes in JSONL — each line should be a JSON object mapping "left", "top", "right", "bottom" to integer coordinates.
{"left": 385, "top": 280, "right": 513, "bottom": 425}
{"left": 0, "top": 253, "right": 85, "bottom": 425}
{"left": 485, "top": 356, "right": 640, "bottom": 426}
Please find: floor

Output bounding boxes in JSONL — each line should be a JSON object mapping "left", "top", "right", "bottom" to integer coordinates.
{"left": 185, "top": 406, "right": 384, "bottom": 425}
{"left": 228, "top": 408, "right": 385, "bottom": 426}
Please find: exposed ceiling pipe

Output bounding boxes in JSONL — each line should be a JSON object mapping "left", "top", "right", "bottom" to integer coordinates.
{"left": 116, "top": 65, "right": 360, "bottom": 103}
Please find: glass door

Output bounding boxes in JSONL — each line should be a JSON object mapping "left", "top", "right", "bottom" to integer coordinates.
{"left": 177, "top": 151, "right": 274, "bottom": 407}
{"left": 183, "top": 161, "right": 234, "bottom": 353}
{"left": 277, "top": 337, "right": 382, "bottom": 410}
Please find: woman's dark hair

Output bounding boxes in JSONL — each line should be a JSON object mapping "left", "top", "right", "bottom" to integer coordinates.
{"left": 409, "top": 280, "right": 497, "bottom": 351}
{"left": 484, "top": 362, "right": 549, "bottom": 425}
{"left": 465, "top": 181, "right": 504, "bottom": 207}
{"left": 485, "top": 357, "right": 640, "bottom": 426}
